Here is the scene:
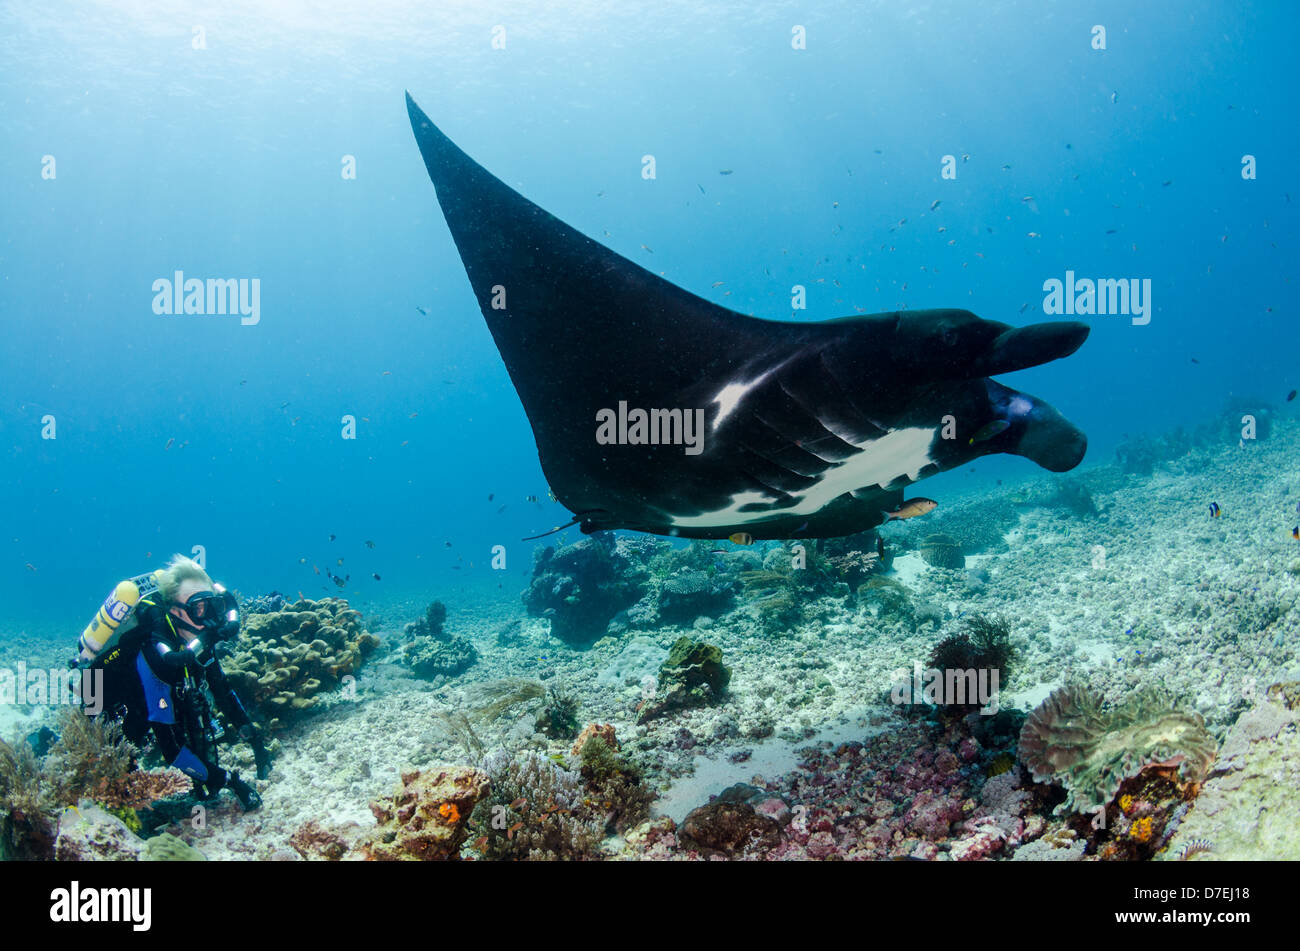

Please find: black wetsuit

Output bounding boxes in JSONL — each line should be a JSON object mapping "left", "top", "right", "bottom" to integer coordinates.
{"left": 106, "top": 598, "right": 253, "bottom": 799}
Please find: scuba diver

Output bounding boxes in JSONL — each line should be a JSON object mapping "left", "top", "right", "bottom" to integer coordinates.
{"left": 75, "top": 554, "right": 269, "bottom": 811}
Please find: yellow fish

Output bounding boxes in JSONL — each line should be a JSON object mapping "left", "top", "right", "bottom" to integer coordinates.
{"left": 728, "top": 532, "right": 754, "bottom": 545}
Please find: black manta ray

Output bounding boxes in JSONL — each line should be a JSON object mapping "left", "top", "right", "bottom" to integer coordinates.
{"left": 406, "top": 93, "right": 1088, "bottom": 540}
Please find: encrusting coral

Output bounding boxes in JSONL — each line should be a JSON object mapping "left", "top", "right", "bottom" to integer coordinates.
{"left": 222, "top": 597, "right": 380, "bottom": 730}
{"left": 1018, "top": 685, "right": 1218, "bottom": 814}
{"left": 360, "top": 767, "right": 490, "bottom": 861}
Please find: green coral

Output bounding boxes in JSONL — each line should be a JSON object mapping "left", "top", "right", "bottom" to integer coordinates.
{"left": 223, "top": 597, "right": 380, "bottom": 730}
{"left": 577, "top": 736, "right": 654, "bottom": 833}
{"left": 142, "top": 831, "right": 207, "bottom": 861}
{"left": 1018, "top": 685, "right": 1218, "bottom": 814}
{"left": 637, "top": 637, "right": 730, "bottom": 722}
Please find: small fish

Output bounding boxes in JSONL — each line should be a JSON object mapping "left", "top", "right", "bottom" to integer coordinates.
{"left": 333, "top": 576, "right": 346, "bottom": 588}
{"left": 474, "top": 836, "right": 488, "bottom": 851}
{"left": 25, "top": 563, "right": 36, "bottom": 572}
{"left": 709, "top": 549, "right": 727, "bottom": 555}
{"left": 547, "top": 488, "right": 558, "bottom": 502}
{"left": 313, "top": 565, "right": 320, "bottom": 575}
{"left": 496, "top": 504, "right": 508, "bottom": 514}
{"left": 897, "top": 218, "right": 907, "bottom": 227}
{"left": 1162, "top": 180, "right": 1172, "bottom": 187}
{"left": 510, "top": 797, "right": 528, "bottom": 810}
{"left": 525, "top": 495, "right": 541, "bottom": 504}
{"left": 1292, "top": 526, "right": 1299, "bottom": 540}
{"left": 1191, "top": 357, "right": 1200, "bottom": 364}
{"left": 1018, "top": 302, "right": 1029, "bottom": 314}
{"left": 280, "top": 401, "right": 290, "bottom": 409}
{"left": 1110, "top": 91, "right": 1118, "bottom": 104}
{"left": 1026, "top": 232, "right": 1041, "bottom": 238}
{"left": 164, "top": 438, "right": 174, "bottom": 450}
{"left": 697, "top": 184, "right": 705, "bottom": 194}
{"left": 329, "top": 534, "right": 336, "bottom": 541}
{"left": 1105, "top": 229, "right": 1117, "bottom": 235}
{"left": 728, "top": 532, "right": 754, "bottom": 545}
{"left": 507, "top": 821, "right": 524, "bottom": 839}
{"left": 882, "top": 498, "right": 938, "bottom": 521}
{"left": 1020, "top": 196, "right": 1035, "bottom": 204}
{"left": 336, "top": 558, "right": 344, "bottom": 566}
{"left": 445, "top": 541, "right": 452, "bottom": 547}
{"left": 640, "top": 244, "right": 653, "bottom": 253}
{"left": 365, "top": 540, "right": 375, "bottom": 549}
{"left": 409, "top": 412, "right": 418, "bottom": 419}
{"left": 372, "top": 573, "right": 381, "bottom": 581}
{"left": 711, "top": 281, "right": 725, "bottom": 288}
{"left": 487, "top": 493, "right": 494, "bottom": 501}
{"left": 1001, "top": 164, "right": 1012, "bottom": 171}
{"left": 961, "top": 154, "right": 970, "bottom": 163}
{"left": 968, "top": 419, "right": 1011, "bottom": 445}
{"left": 416, "top": 306, "right": 430, "bottom": 317}
{"left": 929, "top": 199, "right": 941, "bottom": 211}
{"left": 382, "top": 371, "right": 391, "bottom": 376}
{"left": 1208, "top": 501, "right": 1221, "bottom": 518}
{"left": 719, "top": 169, "right": 733, "bottom": 175}
{"left": 1286, "top": 389, "right": 1296, "bottom": 402}
{"left": 146, "top": 552, "right": 152, "bottom": 559}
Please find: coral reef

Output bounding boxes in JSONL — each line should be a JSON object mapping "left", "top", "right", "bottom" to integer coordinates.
{"left": 1018, "top": 685, "right": 1218, "bottom": 814}
{"left": 53, "top": 802, "right": 145, "bottom": 861}
{"left": 289, "top": 819, "right": 363, "bottom": 861}
{"left": 1158, "top": 691, "right": 1300, "bottom": 860}
{"left": 1047, "top": 477, "right": 1099, "bottom": 517}
{"left": 361, "top": 767, "right": 489, "bottom": 860}
{"left": 656, "top": 570, "right": 737, "bottom": 626}
{"left": 637, "top": 637, "right": 730, "bottom": 723}
{"left": 223, "top": 597, "right": 380, "bottom": 730}
{"left": 523, "top": 533, "right": 648, "bottom": 644}
{"left": 468, "top": 749, "right": 605, "bottom": 860}
{"left": 678, "top": 782, "right": 784, "bottom": 857}
{"left": 535, "top": 685, "right": 581, "bottom": 740}
{"left": 922, "top": 614, "right": 1018, "bottom": 713}
{"left": 919, "top": 533, "right": 965, "bottom": 570}
{"left": 240, "top": 591, "right": 288, "bottom": 615}
{"left": 576, "top": 734, "right": 653, "bottom": 833}
{"left": 141, "top": 831, "right": 207, "bottom": 861}
{"left": 400, "top": 601, "right": 477, "bottom": 680}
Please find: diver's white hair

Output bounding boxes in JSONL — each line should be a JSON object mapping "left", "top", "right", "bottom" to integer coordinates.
{"left": 157, "top": 554, "right": 213, "bottom": 603}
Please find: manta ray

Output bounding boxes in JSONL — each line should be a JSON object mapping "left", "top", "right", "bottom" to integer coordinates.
{"left": 406, "top": 93, "right": 1088, "bottom": 540}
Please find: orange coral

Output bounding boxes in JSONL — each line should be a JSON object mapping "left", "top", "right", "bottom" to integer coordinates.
{"left": 1118, "top": 794, "right": 1135, "bottom": 816}
{"left": 439, "top": 802, "right": 461, "bottom": 824}
{"left": 1130, "top": 816, "right": 1154, "bottom": 843}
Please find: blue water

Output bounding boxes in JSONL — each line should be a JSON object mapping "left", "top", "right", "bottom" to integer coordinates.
{"left": 1, "top": 0, "right": 1295, "bottom": 637}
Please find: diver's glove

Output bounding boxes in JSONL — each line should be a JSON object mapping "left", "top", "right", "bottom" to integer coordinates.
{"left": 227, "top": 773, "right": 262, "bottom": 812}
{"left": 241, "top": 723, "right": 272, "bottom": 780}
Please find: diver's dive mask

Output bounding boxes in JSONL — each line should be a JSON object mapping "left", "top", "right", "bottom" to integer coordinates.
{"left": 179, "top": 586, "right": 239, "bottom": 639}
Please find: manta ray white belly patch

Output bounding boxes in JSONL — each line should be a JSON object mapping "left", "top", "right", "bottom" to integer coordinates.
{"left": 669, "top": 426, "right": 937, "bottom": 528}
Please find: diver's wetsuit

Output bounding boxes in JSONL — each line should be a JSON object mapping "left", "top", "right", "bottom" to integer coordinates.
{"left": 108, "top": 599, "right": 257, "bottom": 804}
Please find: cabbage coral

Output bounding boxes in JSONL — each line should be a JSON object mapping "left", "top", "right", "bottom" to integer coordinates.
{"left": 1018, "top": 685, "right": 1218, "bottom": 814}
